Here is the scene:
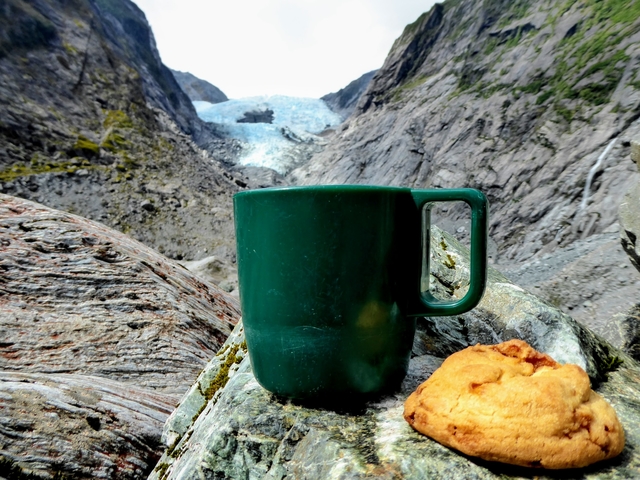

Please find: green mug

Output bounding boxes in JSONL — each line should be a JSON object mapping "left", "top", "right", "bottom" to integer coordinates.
{"left": 234, "top": 185, "right": 488, "bottom": 404}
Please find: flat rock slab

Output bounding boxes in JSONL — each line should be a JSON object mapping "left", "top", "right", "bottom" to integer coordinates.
{"left": 152, "top": 227, "right": 640, "bottom": 479}
{"left": 0, "top": 194, "right": 241, "bottom": 478}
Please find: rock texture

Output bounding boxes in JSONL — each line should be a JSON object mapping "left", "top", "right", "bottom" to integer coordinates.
{"left": 616, "top": 138, "right": 640, "bottom": 361}
{"left": 87, "top": 0, "right": 204, "bottom": 141}
{"left": 321, "top": 70, "right": 377, "bottom": 120}
{"left": 151, "top": 226, "right": 639, "bottom": 480}
{"left": 499, "top": 227, "right": 640, "bottom": 347}
{"left": 170, "top": 69, "right": 228, "bottom": 104}
{"left": 0, "top": 372, "right": 176, "bottom": 480}
{"left": 0, "top": 194, "right": 241, "bottom": 479}
{"left": 0, "top": 0, "right": 245, "bottom": 265}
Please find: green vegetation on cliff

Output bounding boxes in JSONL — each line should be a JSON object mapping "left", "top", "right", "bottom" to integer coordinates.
{"left": 443, "top": 0, "right": 640, "bottom": 118}
{"left": 0, "top": 158, "right": 94, "bottom": 182}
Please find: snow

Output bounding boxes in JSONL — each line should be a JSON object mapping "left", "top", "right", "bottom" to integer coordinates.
{"left": 193, "top": 95, "right": 342, "bottom": 173}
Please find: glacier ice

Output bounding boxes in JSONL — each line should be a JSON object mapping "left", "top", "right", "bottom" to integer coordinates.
{"left": 194, "top": 95, "right": 342, "bottom": 173}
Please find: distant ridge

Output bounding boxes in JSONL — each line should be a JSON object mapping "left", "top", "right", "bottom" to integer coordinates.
{"left": 171, "top": 69, "right": 228, "bottom": 104}
{"left": 321, "top": 70, "right": 377, "bottom": 120}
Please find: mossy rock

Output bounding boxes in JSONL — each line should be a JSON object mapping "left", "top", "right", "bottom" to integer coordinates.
{"left": 72, "top": 135, "right": 100, "bottom": 159}
{"left": 101, "top": 131, "right": 129, "bottom": 152}
{"left": 103, "top": 109, "right": 134, "bottom": 129}
{"left": 0, "top": 159, "right": 94, "bottom": 182}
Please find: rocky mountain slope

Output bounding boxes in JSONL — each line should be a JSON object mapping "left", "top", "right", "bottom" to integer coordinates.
{"left": 0, "top": 0, "right": 243, "bottom": 266}
{"left": 170, "top": 69, "right": 228, "bottom": 104}
{"left": 294, "top": 0, "right": 640, "bottom": 258}
{"left": 292, "top": 0, "right": 640, "bottom": 333}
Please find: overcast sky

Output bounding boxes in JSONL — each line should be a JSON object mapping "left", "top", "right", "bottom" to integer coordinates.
{"left": 132, "top": 0, "right": 439, "bottom": 99}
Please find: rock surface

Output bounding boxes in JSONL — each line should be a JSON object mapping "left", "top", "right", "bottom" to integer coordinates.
{"left": 88, "top": 0, "right": 205, "bottom": 141}
{"left": 0, "top": 194, "right": 241, "bottom": 479}
{"left": 500, "top": 227, "right": 640, "bottom": 347}
{"left": 236, "top": 108, "right": 275, "bottom": 124}
{"left": 151, "top": 226, "right": 639, "bottom": 480}
{"left": 170, "top": 69, "right": 228, "bottom": 104}
{"left": 616, "top": 138, "right": 640, "bottom": 362}
{"left": 0, "top": 372, "right": 176, "bottom": 480}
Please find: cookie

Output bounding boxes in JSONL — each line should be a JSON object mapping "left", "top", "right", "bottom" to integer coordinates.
{"left": 404, "top": 339, "right": 625, "bottom": 469}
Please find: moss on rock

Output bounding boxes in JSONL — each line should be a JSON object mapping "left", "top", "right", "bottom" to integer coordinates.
{"left": 0, "top": 158, "right": 94, "bottom": 181}
{"left": 101, "top": 130, "right": 129, "bottom": 152}
{"left": 73, "top": 135, "right": 100, "bottom": 158}
{"left": 103, "top": 109, "right": 134, "bottom": 129}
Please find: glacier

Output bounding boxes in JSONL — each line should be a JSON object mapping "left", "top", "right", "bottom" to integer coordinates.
{"left": 194, "top": 95, "right": 342, "bottom": 174}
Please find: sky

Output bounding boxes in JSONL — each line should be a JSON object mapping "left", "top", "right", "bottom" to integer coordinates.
{"left": 132, "top": 0, "right": 439, "bottom": 99}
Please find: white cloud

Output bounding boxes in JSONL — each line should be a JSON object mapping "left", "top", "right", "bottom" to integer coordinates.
{"left": 133, "top": 0, "right": 439, "bottom": 99}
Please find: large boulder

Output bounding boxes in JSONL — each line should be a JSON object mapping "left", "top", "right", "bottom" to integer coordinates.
{"left": 0, "top": 194, "right": 241, "bottom": 479}
{"left": 150, "top": 226, "right": 640, "bottom": 479}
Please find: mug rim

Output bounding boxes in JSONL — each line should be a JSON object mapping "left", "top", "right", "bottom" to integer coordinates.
{"left": 233, "top": 184, "right": 409, "bottom": 199}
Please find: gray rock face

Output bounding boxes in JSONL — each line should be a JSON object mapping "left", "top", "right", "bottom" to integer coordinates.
{"left": 291, "top": 0, "right": 640, "bottom": 343}
{"left": 612, "top": 305, "right": 640, "bottom": 362}
{"left": 0, "top": 194, "right": 241, "bottom": 479}
{"left": 0, "top": 0, "right": 247, "bottom": 267}
{"left": 150, "top": 226, "right": 638, "bottom": 480}
{"left": 170, "top": 69, "right": 228, "bottom": 104}
{"left": 88, "top": 0, "right": 202, "bottom": 140}
{"left": 321, "top": 70, "right": 377, "bottom": 120}
{"left": 1, "top": 372, "right": 176, "bottom": 479}
{"left": 616, "top": 139, "right": 640, "bottom": 361}
{"left": 499, "top": 227, "right": 640, "bottom": 348}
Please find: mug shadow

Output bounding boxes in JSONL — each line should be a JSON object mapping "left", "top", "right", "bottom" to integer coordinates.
{"left": 267, "top": 385, "right": 405, "bottom": 416}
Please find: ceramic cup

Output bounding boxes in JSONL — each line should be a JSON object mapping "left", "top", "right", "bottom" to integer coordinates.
{"left": 234, "top": 185, "right": 488, "bottom": 404}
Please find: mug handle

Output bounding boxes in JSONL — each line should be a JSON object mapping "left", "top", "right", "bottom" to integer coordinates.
{"left": 410, "top": 188, "right": 488, "bottom": 316}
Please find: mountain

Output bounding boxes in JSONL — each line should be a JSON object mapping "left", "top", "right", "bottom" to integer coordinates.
{"left": 291, "top": 0, "right": 640, "bottom": 340}
{"left": 0, "top": 0, "right": 243, "bottom": 265}
{"left": 170, "top": 69, "right": 228, "bottom": 104}
{"left": 295, "top": 0, "right": 640, "bottom": 256}
{"left": 321, "top": 69, "right": 377, "bottom": 120}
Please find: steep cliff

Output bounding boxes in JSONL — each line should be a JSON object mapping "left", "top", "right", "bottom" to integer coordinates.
{"left": 294, "top": 0, "right": 640, "bottom": 261}
{"left": 0, "top": 0, "right": 242, "bottom": 263}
